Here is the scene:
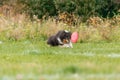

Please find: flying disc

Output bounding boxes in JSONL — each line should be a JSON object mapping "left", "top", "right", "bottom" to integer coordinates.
{"left": 71, "top": 32, "right": 79, "bottom": 43}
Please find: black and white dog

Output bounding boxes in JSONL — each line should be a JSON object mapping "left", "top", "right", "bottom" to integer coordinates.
{"left": 47, "top": 30, "right": 73, "bottom": 48}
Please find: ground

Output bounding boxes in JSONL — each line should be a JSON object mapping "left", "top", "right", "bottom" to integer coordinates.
{"left": 0, "top": 40, "right": 120, "bottom": 80}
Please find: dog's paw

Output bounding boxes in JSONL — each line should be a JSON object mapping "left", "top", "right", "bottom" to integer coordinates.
{"left": 61, "top": 44, "right": 73, "bottom": 48}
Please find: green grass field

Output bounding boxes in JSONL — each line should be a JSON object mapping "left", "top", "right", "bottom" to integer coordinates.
{"left": 0, "top": 40, "right": 120, "bottom": 80}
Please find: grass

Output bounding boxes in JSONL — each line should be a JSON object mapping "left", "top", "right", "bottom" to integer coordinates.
{"left": 0, "top": 40, "right": 120, "bottom": 80}
{"left": 0, "top": 8, "right": 120, "bottom": 80}
{"left": 0, "top": 13, "right": 120, "bottom": 42}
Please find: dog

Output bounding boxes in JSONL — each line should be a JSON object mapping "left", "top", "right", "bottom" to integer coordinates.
{"left": 47, "top": 30, "right": 73, "bottom": 48}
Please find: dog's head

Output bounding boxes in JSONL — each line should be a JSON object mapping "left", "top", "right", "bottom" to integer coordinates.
{"left": 56, "top": 30, "right": 72, "bottom": 43}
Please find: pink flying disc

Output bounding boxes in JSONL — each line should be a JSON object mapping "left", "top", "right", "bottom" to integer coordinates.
{"left": 71, "top": 32, "right": 79, "bottom": 43}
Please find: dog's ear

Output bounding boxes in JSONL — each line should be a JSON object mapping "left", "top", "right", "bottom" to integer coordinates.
{"left": 64, "top": 31, "right": 72, "bottom": 38}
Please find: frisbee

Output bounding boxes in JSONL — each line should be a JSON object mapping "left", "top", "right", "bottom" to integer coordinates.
{"left": 71, "top": 32, "right": 79, "bottom": 43}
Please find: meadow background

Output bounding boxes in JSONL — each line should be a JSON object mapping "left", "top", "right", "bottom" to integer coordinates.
{"left": 0, "top": 0, "right": 120, "bottom": 80}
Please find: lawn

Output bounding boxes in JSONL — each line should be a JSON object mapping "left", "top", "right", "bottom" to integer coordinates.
{"left": 0, "top": 40, "right": 120, "bottom": 80}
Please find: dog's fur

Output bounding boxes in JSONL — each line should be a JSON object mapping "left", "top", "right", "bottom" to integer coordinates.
{"left": 47, "top": 30, "right": 73, "bottom": 48}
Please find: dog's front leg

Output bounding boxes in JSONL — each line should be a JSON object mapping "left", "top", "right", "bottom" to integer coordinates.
{"left": 69, "top": 41, "right": 73, "bottom": 48}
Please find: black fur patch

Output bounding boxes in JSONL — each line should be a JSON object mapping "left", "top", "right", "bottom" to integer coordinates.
{"left": 47, "top": 30, "right": 72, "bottom": 46}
